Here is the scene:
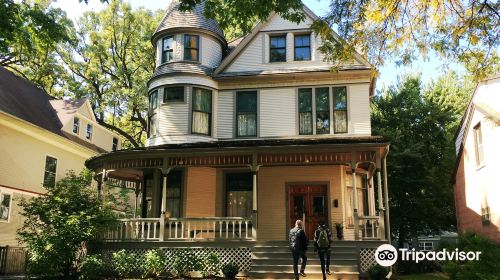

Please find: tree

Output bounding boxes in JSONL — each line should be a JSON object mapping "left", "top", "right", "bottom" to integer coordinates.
{"left": 57, "top": 0, "right": 164, "bottom": 147}
{"left": 17, "top": 170, "right": 116, "bottom": 278}
{"left": 371, "top": 73, "right": 467, "bottom": 246}
{"left": 180, "top": 0, "right": 499, "bottom": 81}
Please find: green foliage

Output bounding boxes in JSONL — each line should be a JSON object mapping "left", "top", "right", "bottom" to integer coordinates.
{"left": 221, "top": 262, "right": 239, "bottom": 279}
{"left": 142, "top": 249, "right": 166, "bottom": 279}
{"left": 372, "top": 73, "right": 468, "bottom": 245}
{"left": 112, "top": 249, "right": 137, "bottom": 278}
{"left": 171, "top": 249, "right": 203, "bottom": 278}
{"left": 202, "top": 252, "right": 221, "bottom": 278}
{"left": 17, "top": 170, "right": 117, "bottom": 278}
{"left": 80, "top": 254, "right": 107, "bottom": 280}
{"left": 367, "top": 264, "right": 389, "bottom": 280}
{"left": 442, "top": 233, "right": 500, "bottom": 280}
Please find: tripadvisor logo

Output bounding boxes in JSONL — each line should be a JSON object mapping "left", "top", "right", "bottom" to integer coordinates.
{"left": 375, "top": 244, "right": 482, "bottom": 267}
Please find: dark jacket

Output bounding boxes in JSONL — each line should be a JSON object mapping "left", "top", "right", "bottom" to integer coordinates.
{"left": 314, "top": 225, "right": 332, "bottom": 250}
{"left": 289, "top": 227, "right": 308, "bottom": 252}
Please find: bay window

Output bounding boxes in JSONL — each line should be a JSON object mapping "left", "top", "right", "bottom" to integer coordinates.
{"left": 149, "top": 90, "right": 158, "bottom": 112}
{"left": 298, "top": 88, "right": 313, "bottom": 135}
{"left": 315, "top": 87, "right": 330, "bottom": 134}
{"left": 226, "top": 172, "right": 253, "bottom": 218}
{"left": 164, "top": 86, "right": 185, "bottom": 103}
{"left": 236, "top": 91, "right": 257, "bottom": 137}
{"left": 184, "top": 35, "right": 199, "bottom": 61}
{"left": 333, "top": 87, "right": 348, "bottom": 133}
{"left": 161, "top": 36, "right": 174, "bottom": 63}
{"left": 191, "top": 87, "right": 212, "bottom": 135}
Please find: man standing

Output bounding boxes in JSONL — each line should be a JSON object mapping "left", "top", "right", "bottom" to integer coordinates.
{"left": 289, "top": 220, "right": 308, "bottom": 280}
{"left": 314, "top": 221, "right": 332, "bottom": 279}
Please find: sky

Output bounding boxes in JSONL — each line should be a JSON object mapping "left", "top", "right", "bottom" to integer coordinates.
{"left": 52, "top": 0, "right": 465, "bottom": 92}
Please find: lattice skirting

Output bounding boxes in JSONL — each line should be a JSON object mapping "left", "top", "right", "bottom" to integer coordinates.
{"left": 96, "top": 247, "right": 252, "bottom": 273}
{"left": 359, "top": 248, "right": 377, "bottom": 272}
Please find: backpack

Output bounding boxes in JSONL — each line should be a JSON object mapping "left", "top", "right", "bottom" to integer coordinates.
{"left": 289, "top": 228, "right": 302, "bottom": 251}
{"left": 317, "top": 228, "right": 329, "bottom": 249}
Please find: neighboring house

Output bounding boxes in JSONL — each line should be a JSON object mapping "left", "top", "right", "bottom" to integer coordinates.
{"left": 400, "top": 231, "right": 458, "bottom": 251}
{"left": 453, "top": 75, "right": 500, "bottom": 245}
{"left": 85, "top": 1, "right": 391, "bottom": 278}
{"left": 0, "top": 67, "right": 122, "bottom": 246}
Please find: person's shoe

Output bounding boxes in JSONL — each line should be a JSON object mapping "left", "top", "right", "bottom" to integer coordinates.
{"left": 300, "top": 271, "right": 306, "bottom": 277}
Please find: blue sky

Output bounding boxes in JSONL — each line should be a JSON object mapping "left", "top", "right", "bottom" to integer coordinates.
{"left": 53, "top": 0, "right": 464, "bottom": 91}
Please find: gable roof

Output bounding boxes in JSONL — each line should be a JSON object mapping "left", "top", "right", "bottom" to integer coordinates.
{"left": 213, "top": 5, "right": 372, "bottom": 76}
{"left": 50, "top": 99, "right": 93, "bottom": 125}
{"left": 0, "top": 67, "right": 106, "bottom": 153}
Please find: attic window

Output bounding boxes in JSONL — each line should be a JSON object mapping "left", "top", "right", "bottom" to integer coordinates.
{"left": 162, "top": 36, "right": 174, "bottom": 63}
{"left": 86, "top": 124, "right": 93, "bottom": 140}
{"left": 294, "top": 34, "right": 311, "bottom": 61}
{"left": 270, "top": 35, "right": 286, "bottom": 62}
{"left": 184, "top": 35, "right": 199, "bottom": 61}
{"left": 73, "top": 117, "right": 80, "bottom": 134}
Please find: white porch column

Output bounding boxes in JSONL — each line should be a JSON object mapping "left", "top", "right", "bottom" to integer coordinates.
{"left": 159, "top": 161, "right": 170, "bottom": 242}
{"left": 250, "top": 164, "right": 260, "bottom": 240}
{"left": 352, "top": 167, "right": 360, "bottom": 240}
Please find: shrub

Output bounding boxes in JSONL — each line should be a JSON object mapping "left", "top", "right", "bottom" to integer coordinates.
{"left": 367, "top": 264, "right": 389, "bottom": 280}
{"left": 222, "top": 263, "right": 239, "bottom": 279}
{"left": 202, "top": 252, "right": 221, "bottom": 278}
{"left": 143, "top": 249, "right": 166, "bottom": 279}
{"left": 442, "top": 232, "right": 500, "bottom": 280}
{"left": 171, "top": 249, "right": 203, "bottom": 278}
{"left": 80, "top": 254, "right": 106, "bottom": 279}
{"left": 112, "top": 249, "right": 137, "bottom": 278}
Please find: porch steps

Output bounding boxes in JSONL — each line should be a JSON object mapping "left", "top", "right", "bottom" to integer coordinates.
{"left": 249, "top": 241, "right": 359, "bottom": 279}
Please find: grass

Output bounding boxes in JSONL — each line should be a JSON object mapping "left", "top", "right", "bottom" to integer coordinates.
{"left": 393, "top": 272, "right": 449, "bottom": 280}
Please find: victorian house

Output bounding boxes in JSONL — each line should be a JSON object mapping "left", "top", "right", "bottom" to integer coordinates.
{"left": 85, "top": 1, "right": 391, "bottom": 278}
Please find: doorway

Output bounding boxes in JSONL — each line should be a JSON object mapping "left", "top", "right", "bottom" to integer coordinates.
{"left": 289, "top": 185, "right": 328, "bottom": 239}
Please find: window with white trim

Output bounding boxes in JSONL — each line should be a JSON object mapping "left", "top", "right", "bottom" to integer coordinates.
{"left": 73, "top": 117, "right": 80, "bottom": 134}
{"left": 474, "top": 123, "right": 484, "bottom": 166}
{"left": 86, "top": 124, "right": 93, "bottom": 140}
{"left": 418, "top": 242, "right": 434, "bottom": 251}
{"left": 161, "top": 36, "right": 174, "bottom": 63}
{"left": 0, "top": 191, "right": 12, "bottom": 222}
{"left": 43, "top": 156, "right": 57, "bottom": 188}
{"left": 191, "top": 87, "right": 212, "bottom": 135}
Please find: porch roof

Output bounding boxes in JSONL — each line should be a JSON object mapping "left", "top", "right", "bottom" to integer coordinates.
{"left": 86, "top": 136, "right": 389, "bottom": 171}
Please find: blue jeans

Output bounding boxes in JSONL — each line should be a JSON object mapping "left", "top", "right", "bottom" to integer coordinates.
{"left": 291, "top": 250, "right": 307, "bottom": 279}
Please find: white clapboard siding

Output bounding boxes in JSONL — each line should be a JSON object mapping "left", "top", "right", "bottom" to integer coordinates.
{"left": 261, "top": 13, "right": 312, "bottom": 31}
{"left": 348, "top": 84, "right": 371, "bottom": 135}
{"left": 217, "top": 91, "right": 234, "bottom": 139}
{"left": 149, "top": 75, "right": 217, "bottom": 90}
{"left": 158, "top": 88, "right": 190, "bottom": 135}
{"left": 259, "top": 88, "right": 297, "bottom": 137}
{"left": 147, "top": 134, "right": 215, "bottom": 146}
{"left": 201, "top": 35, "right": 223, "bottom": 68}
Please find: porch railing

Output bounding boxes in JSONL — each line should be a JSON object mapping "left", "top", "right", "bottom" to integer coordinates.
{"left": 358, "top": 216, "right": 381, "bottom": 240}
{"left": 98, "top": 217, "right": 253, "bottom": 241}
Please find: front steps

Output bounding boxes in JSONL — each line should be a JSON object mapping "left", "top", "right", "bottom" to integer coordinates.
{"left": 249, "top": 241, "right": 360, "bottom": 279}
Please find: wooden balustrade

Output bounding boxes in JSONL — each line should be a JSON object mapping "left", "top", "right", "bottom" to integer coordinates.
{"left": 98, "top": 217, "right": 253, "bottom": 241}
{"left": 358, "top": 216, "right": 381, "bottom": 240}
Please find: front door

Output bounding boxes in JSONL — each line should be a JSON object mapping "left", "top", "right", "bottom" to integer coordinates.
{"left": 289, "top": 185, "right": 328, "bottom": 239}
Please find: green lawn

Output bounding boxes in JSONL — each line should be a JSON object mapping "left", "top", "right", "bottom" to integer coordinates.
{"left": 394, "top": 272, "right": 449, "bottom": 280}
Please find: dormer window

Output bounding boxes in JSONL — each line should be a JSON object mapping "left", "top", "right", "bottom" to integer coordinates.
{"left": 294, "top": 34, "right": 311, "bottom": 61}
{"left": 86, "top": 124, "right": 93, "bottom": 140}
{"left": 270, "top": 35, "right": 286, "bottom": 62}
{"left": 73, "top": 117, "right": 80, "bottom": 134}
{"left": 161, "top": 36, "right": 174, "bottom": 63}
{"left": 191, "top": 87, "right": 212, "bottom": 135}
{"left": 184, "top": 35, "right": 199, "bottom": 61}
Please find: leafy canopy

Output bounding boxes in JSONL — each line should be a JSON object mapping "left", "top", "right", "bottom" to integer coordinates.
{"left": 17, "top": 170, "right": 116, "bottom": 278}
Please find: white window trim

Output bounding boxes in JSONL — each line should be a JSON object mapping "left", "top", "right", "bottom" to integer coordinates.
{"left": 0, "top": 190, "right": 13, "bottom": 223}
{"left": 86, "top": 124, "right": 93, "bottom": 141}
{"left": 73, "top": 117, "right": 80, "bottom": 135}
{"left": 43, "top": 154, "right": 58, "bottom": 188}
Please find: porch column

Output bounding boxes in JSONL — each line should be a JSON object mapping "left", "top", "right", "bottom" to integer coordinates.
{"left": 99, "top": 168, "right": 107, "bottom": 202}
{"left": 250, "top": 162, "right": 260, "bottom": 240}
{"left": 376, "top": 169, "right": 386, "bottom": 240}
{"left": 134, "top": 181, "right": 141, "bottom": 218}
{"left": 159, "top": 163, "right": 171, "bottom": 242}
{"left": 383, "top": 151, "right": 391, "bottom": 243}
{"left": 352, "top": 167, "right": 360, "bottom": 240}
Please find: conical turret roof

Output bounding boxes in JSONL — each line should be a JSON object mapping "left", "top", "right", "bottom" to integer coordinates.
{"left": 153, "top": 0, "right": 226, "bottom": 44}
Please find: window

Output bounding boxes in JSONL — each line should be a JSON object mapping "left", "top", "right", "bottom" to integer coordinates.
{"left": 236, "top": 91, "right": 257, "bottom": 137}
{"left": 148, "top": 114, "right": 157, "bottom": 137}
{"left": 112, "top": 137, "right": 118, "bottom": 151}
{"left": 0, "top": 192, "right": 11, "bottom": 222}
{"left": 345, "top": 172, "right": 368, "bottom": 226}
{"left": 298, "top": 88, "right": 313, "bottom": 135}
{"left": 166, "top": 170, "right": 183, "bottom": 218}
{"left": 73, "top": 117, "right": 80, "bottom": 134}
{"left": 333, "top": 87, "right": 348, "bottom": 133}
{"left": 184, "top": 35, "right": 199, "bottom": 61}
{"left": 418, "top": 242, "right": 434, "bottom": 251}
{"left": 163, "top": 86, "right": 185, "bottom": 103}
{"left": 481, "top": 206, "right": 491, "bottom": 225}
{"left": 474, "top": 123, "right": 484, "bottom": 166}
{"left": 226, "top": 172, "right": 253, "bottom": 218}
{"left": 294, "top": 34, "right": 311, "bottom": 61}
{"left": 86, "top": 124, "right": 93, "bottom": 140}
{"left": 149, "top": 90, "right": 158, "bottom": 112}
{"left": 43, "top": 156, "right": 57, "bottom": 187}
{"left": 270, "top": 35, "right": 286, "bottom": 62}
{"left": 191, "top": 87, "right": 212, "bottom": 135}
{"left": 316, "top": 87, "right": 330, "bottom": 134}
{"left": 161, "top": 36, "right": 174, "bottom": 63}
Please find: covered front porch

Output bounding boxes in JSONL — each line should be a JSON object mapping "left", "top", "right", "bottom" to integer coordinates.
{"left": 86, "top": 137, "right": 391, "bottom": 244}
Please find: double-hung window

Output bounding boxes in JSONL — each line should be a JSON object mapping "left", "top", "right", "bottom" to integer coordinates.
{"left": 149, "top": 90, "right": 158, "bottom": 112}
{"left": 333, "top": 87, "right": 348, "bottom": 133}
{"left": 148, "top": 90, "right": 158, "bottom": 137}
{"left": 73, "top": 117, "right": 80, "bottom": 134}
{"left": 43, "top": 156, "right": 57, "bottom": 188}
{"left": 226, "top": 172, "right": 253, "bottom": 218}
{"left": 298, "top": 88, "right": 313, "bottom": 135}
{"left": 184, "top": 35, "right": 199, "bottom": 61}
{"left": 0, "top": 191, "right": 11, "bottom": 222}
{"left": 163, "top": 86, "right": 184, "bottom": 103}
{"left": 270, "top": 35, "right": 286, "bottom": 62}
{"left": 236, "top": 91, "right": 257, "bottom": 137}
{"left": 86, "top": 124, "right": 93, "bottom": 140}
{"left": 191, "top": 87, "right": 212, "bottom": 135}
{"left": 474, "top": 123, "right": 484, "bottom": 166}
{"left": 294, "top": 34, "right": 311, "bottom": 61}
{"left": 166, "top": 170, "right": 183, "bottom": 218}
{"left": 315, "top": 87, "right": 330, "bottom": 134}
{"left": 161, "top": 36, "right": 174, "bottom": 63}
